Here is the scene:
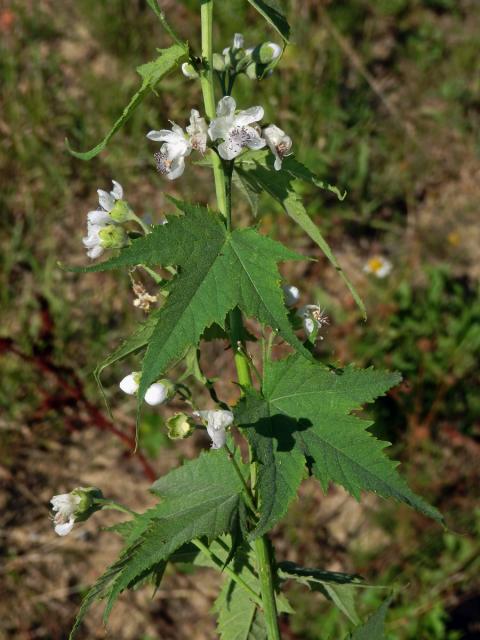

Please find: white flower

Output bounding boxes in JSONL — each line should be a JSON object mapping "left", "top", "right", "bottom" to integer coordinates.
{"left": 194, "top": 409, "right": 234, "bottom": 449}
{"left": 363, "top": 256, "right": 392, "bottom": 278}
{"left": 82, "top": 180, "right": 124, "bottom": 259}
{"left": 208, "top": 96, "right": 266, "bottom": 160}
{"left": 119, "top": 373, "right": 171, "bottom": 406}
{"left": 283, "top": 284, "right": 300, "bottom": 307}
{"left": 50, "top": 492, "right": 81, "bottom": 536}
{"left": 186, "top": 109, "right": 208, "bottom": 154}
{"left": 263, "top": 124, "right": 292, "bottom": 170}
{"left": 297, "top": 304, "right": 329, "bottom": 338}
{"left": 181, "top": 62, "right": 198, "bottom": 79}
{"left": 147, "top": 123, "right": 192, "bottom": 180}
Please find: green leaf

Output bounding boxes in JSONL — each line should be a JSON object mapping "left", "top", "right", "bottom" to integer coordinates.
{"left": 71, "top": 199, "right": 310, "bottom": 404}
{"left": 235, "top": 355, "right": 442, "bottom": 538}
{"left": 69, "top": 450, "right": 246, "bottom": 638}
{"left": 247, "top": 0, "right": 290, "bottom": 42}
{"left": 233, "top": 169, "right": 261, "bottom": 217}
{"left": 236, "top": 152, "right": 366, "bottom": 319}
{"left": 278, "top": 561, "right": 364, "bottom": 624}
{"left": 214, "top": 576, "right": 267, "bottom": 640}
{"left": 349, "top": 598, "right": 392, "bottom": 640}
{"left": 66, "top": 43, "right": 188, "bottom": 160}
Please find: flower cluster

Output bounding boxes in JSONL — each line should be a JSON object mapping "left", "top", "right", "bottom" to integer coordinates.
{"left": 83, "top": 180, "right": 129, "bottom": 259}
{"left": 214, "top": 32, "right": 282, "bottom": 80}
{"left": 147, "top": 97, "right": 292, "bottom": 179}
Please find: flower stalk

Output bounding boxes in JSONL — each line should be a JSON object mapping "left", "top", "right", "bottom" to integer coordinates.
{"left": 200, "top": 3, "right": 281, "bottom": 637}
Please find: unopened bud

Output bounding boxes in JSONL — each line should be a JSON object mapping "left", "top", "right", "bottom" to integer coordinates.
{"left": 213, "top": 52, "right": 226, "bottom": 71}
{"left": 258, "top": 42, "right": 282, "bottom": 64}
{"left": 166, "top": 413, "right": 194, "bottom": 440}
{"left": 73, "top": 486, "right": 104, "bottom": 522}
{"left": 233, "top": 33, "right": 244, "bottom": 50}
{"left": 246, "top": 61, "right": 259, "bottom": 80}
{"left": 181, "top": 62, "right": 198, "bottom": 79}
{"left": 98, "top": 225, "right": 129, "bottom": 249}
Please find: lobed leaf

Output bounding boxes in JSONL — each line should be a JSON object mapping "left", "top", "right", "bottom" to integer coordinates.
{"left": 70, "top": 200, "right": 311, "bottom": 405}
{"left": 66, "top": 42, "right": 188, "bottom": 160}
{"left": 348, "top": 597, "right": 392, "bottom": 640}
{"left": 70, "top": 450, "right": 246, "bottom": 638}
{"left": 236, "top": 354, "right": 442, "bottom": 539}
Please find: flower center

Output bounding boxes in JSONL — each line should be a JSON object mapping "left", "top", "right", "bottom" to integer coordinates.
{"left": 227, "top": 126, "right": 254, "bottom": 153}
{"left": 154, "top": 151, "right": 172, "bottom": 175}
{"left": 367, "top": 257, "right": 383, "bottom": 273}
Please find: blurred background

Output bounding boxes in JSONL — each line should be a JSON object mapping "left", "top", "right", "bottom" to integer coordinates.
{"left": 1, "top": 0, "right": 480, "bottom": 638}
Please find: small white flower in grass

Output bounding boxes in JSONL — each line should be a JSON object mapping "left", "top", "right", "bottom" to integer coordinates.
{"left": 83, "top": 180, "right": 127, "bottom": 259}
{"left": 119, "top": 372, "right": 173, "bottom": 406}
{"left": 50, "top": 492, "right": 81, "bottom": 536}
{"left": 186, "top": 109, "right": 208, "bottom": 154}
{"left": 363, "top": 255, "right": 392, "bottom": 278}
{"left": 297, "top": 304, "right": 329, "bottom": 338}
{"left": 283, "top": 284, "right": 300, "bottom": 307}
{"left": 194, "top": 409, "right": 234, "bottom": 449}
{"left": 147, "top": 123, "right": 192, "bottom": 180}
{"left": 208, "top": 96, "right": 266, "bottom": 160}
{"left": 263, "top": 124, "right": 292, "bottom": 170}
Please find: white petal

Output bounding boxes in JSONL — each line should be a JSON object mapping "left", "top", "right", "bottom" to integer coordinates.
{"left": 110, "top": 180, "right": 123, "bottom": 200}
{"left": 166, "top": 156, "right": 186, "bottom": 180}
{"left": 171, "top": 122, "right": 185, "bottom": 137}
{"left": 216, "top": 96, "right": 236, "bottom": 118}
{"left": 235, "top": 106, "right": 264, "bottom": 127}
{"left": 208, "top": 117, "right": 231, "bottom": 141}
{"left": 304, "top": 317, "right": 315, "bottom": 335}
{"left": 87, "top": 245, "right": 104, "bottom": 259}
{"left": 217, "top": 140, "right": 242, "bottom": 161}
{"left": 245, "top": 134, "right": 266, "bottom": 151}
{"left": 87, "top": 210, "right": 111, "bottom": 226}
{"left": 97, "top": 189, "right": 115, "bottom": 212}
{"left": 144, "top": 383, "right": 168, "bottom": 406}
{"left": 147, "top": 129, "right": 180, "bottom": 143}
{"left": 119, "top": 373, "right": 138, "bottom": 395}
{"left": 233, "top": 33, "right": 244, "bottom": 49}
{"left": 274, "top": 156, "right": 282, "bottom": 170}
{"left": 54, "top": 517, "right": 75, "bottom": 536}
{"left": 207, "top": 424, "right": 227, "bottom": 449}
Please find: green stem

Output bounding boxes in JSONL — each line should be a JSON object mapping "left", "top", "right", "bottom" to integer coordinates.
{"left": 224, "top": 443, "right": 258, "bottom": 516}
{"left": 192, "top": 539, "right": 262, "bottom": 607}
{"left": 200, "top": 1, "right": 227, "bottom": 218}
{"left": 96, "top": 500, "right": 137, "bottom": 516}
{"left": 199, "top": 4, "right": 281, "bottom": 637}
{"left": 254, "top": 537, "right": 281, "bottom": 640}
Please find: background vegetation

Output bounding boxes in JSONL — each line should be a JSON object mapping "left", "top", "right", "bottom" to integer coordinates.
{"left": 1, "top": 0, "right": 479, "bottom": 638}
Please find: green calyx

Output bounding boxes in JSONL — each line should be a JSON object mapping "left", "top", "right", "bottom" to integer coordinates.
{"left": 72, "top": 487, "right": 104, "bottom": 523}
{"left": 98, "top": 225, "right": 129, "bottom": 249}
{"left": 166, "top": 413, "right": 194, "bottom": 440}
{"left": 109, "top": 199, "right": 134, "bottom": 223}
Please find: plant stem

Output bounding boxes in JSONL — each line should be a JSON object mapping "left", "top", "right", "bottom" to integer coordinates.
{"left": 224, "top": 443, "right": 258, "bottom": 516}
{"left": 200, "top": 1, "right": 227, "bottom": 218}
{"left": 192, "top": 539, "right": 262, "bottom": 607}
{"left": 199, "top": 4, "right": 281, "bottom": 637}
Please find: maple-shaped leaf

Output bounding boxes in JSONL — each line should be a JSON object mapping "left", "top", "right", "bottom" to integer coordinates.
{"left": 235, "top": 355, "right": 442, "bottom": 538}
{"left": 74, "top": 199, "right": 308, "bottom": 402}
{"left": 69, "top": 449, "right": 247, "bottom": 638}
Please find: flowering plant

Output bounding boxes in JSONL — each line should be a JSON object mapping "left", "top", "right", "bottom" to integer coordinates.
{"left": 59, "top": 2, "right": 442, "bottom": 638}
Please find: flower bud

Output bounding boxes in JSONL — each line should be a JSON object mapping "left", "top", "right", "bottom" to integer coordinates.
{"left": 245, "top": 61, "right": 259, "bottom": 80}
{"left": 213, "top": 52, "right": 226, "bottom": 71}
{"left": 144, "top": 378, "right": 175, "bottom": 406}
{"left": 258, "top": 42, "right": 282, "bottom": 64}
{"left": 166, "top": 413, "right": 195, "bottom": 440}
{"left": 283, "top": 284, "right": 300, "bottom": 307}
{"left": 109, "top": 199, "right": 133, "bottom": 223}
{"left": 233, "top": 33, "right": 244, "bottom": 50}
{"left": 119, "top": 371, "right": 140, "bottom": 395}
{"left": 98, "top": 224, "right": 129, "bottom": 249}
{"left": 181, "top": 62, "right": 199, "bottom": 79}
